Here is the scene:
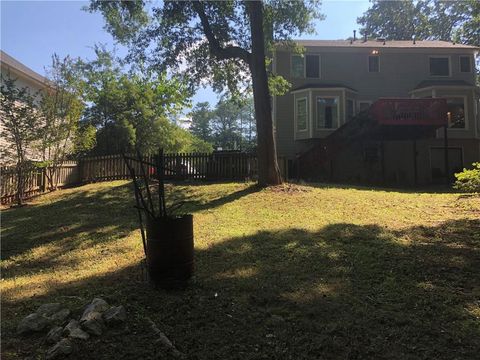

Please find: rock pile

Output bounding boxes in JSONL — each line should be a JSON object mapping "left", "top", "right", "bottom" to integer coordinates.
{"left": 16, "top": 297, "right": 126, "bottom": 359}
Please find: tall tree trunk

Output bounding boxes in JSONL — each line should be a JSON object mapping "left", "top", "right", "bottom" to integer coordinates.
{"left": 247, "top": 1, "right": 282, "bottom": 186}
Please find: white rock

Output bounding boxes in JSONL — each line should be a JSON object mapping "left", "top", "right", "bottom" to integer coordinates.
{"left": 37, "top": 303, "right": 62, "bottom": 317}
{"left": 49, "top": 309, "right": 71, "bottom": 325}
{"left": 80, "top": 311, "right": 104, "bottom": 336}
{"left": 17, "top": 313, "right": 50, "bottom": 335}
{"left": 63, "top": 319, "right": 80, "bottom": 336}
{"left": 81, "top": 298, "right": 109, "bottom": 319}
{"left": 46, "top": 326, "right": 63, "bottom": 344}
{"left": 103, "top": 306, "right": 126, "bottom": 325}
{"left": 46, "top": 338, "right": 73, "bottom": 359}
{"left": 69, "top": 327, "right": 90, "bottom": 340}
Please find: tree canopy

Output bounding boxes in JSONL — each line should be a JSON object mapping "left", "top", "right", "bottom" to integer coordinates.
{"left": 81, "top": 48, "right": 212, "bottom": 155}
{"left": 88, "top": 0, "right": 323, "bottom": 185}
{"left": 357, "top": 0, "right": 479, "bottom": 46}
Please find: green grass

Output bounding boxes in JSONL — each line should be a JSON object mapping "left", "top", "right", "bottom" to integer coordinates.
{"left": 1, "top": 181, "right": 479, "bottom": 359}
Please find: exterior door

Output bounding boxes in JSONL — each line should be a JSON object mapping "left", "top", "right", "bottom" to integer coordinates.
{"left": 430, "top": 147, "right": 463, "bottom": 183}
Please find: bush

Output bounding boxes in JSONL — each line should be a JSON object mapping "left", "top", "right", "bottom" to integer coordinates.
{"left": 453, "top": 162, "right": 480, "bottom": 192}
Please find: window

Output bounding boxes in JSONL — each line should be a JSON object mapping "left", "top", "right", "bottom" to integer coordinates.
{"left": 296, "top": 98, "right": 308, "bottom": 131}
{"left": 368, "top": 56, "right": 379, "bottom": 72}
{"left": 358, "top": 101, "right": 371, "bottom": 113}
{"left": 460, "top": 56, "right": 472, "bottom": 73}
{"left": 291, "top": 55, "right": 304, "bottom": 78}
{"left": 346, "top": 99, "right": 355, "bottom": 121}
{"left": 429, "top": 57, "right": 450, "bottom": 76}
{"left": 446, "top": 97, "right": 466, "bottom": 128}
{"left": 306, "top": 55, "right": 320, "bottom": 78}
{"left": 291, "top": 54, "right": 320, "bottom": 78}
{"left": 316, "top": 97, "right": 338, "bottom": 129}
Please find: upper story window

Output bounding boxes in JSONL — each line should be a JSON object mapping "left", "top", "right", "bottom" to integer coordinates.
{"left": 291, "top": 55, "right": 304, "bottom": 78}
{"left": 429, "top": 57, "right": 450, "bottom": 76}
{"left": 368, "top": 56, "right": 379, "bottom": 72}
{"left": 291, "top": 54, "right": 320, "bottom": 78}
{"left": 460, "top": 56, "right": 472, "bottom": 73}
{"left": 306, "top": 55, "right": 320, "bottom": 78}
{"left": 296, "top": 97, "right": 308, "bottom": 131}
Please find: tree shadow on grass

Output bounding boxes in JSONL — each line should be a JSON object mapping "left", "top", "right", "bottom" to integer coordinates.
{"left": 2, "top": 218, "right": 479, "bottom": 360}
{"left": 1, "top": 182, "right": 259, "bottom": 278}
{"left": 1, "top": 182, "right": 136, "bottom": 263}
{"left": 298, "top": 180, "right": 466, "bottom": 195}
{"left": 165, "top": 183, "right": 260, "bottom": 213}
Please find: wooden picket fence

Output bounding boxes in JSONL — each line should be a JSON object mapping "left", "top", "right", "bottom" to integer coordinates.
{"left": 1, "top": 152, "right": 258, "bottom": 204}
{"left": 1, "top": 161, "right": 79, "bottom": 205}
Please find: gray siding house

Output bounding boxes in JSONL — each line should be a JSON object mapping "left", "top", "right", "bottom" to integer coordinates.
{"left": 273, "top": 40, "right": 479, "bottom": 185}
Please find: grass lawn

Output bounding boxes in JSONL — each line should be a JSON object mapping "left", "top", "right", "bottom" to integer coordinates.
{"left": 1, "top": 181, "right": 479, "bottom": 359}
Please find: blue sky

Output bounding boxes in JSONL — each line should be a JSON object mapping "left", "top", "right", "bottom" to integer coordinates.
{"left": 1, "top": 0, "right": 370, "bottom": 105}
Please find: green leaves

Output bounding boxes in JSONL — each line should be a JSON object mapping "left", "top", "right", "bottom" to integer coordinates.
{"left": 453, "top": 162, "right": 480, "bottom": 193}
{"left": 358, "top": 0, "right": 480, "bottom": 46}
{"left": 0, "top": 75, "right": 41, "bottom": 164}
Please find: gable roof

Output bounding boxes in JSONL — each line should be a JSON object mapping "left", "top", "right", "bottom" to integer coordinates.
{"left": 290, "top": 40, "right": 479, "bottom": 50}
{"left": 0, "top": 50, "right": 48, "bottom": 86}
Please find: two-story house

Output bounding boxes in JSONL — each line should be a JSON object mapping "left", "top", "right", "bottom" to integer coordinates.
{"left": 273, "top": 39, "right": 479, "bottom": 186}
{"left": 1, "top": 50, "right": 49, "bottom": 165}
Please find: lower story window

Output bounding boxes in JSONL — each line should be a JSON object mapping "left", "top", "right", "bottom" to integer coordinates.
{"left": 446, "top": 97, "right": 466, "bottom": 128}
{"left": 296, "top": 98, "right": 308, "bottom": 131}
{"left": 346, "top": 99, "right": 355, "bottom": 121}
{"left": 317, "top": 97, "right": 338, "bottom": 129}
{"left": 358, "top": 101, "right": 371, "bottom": 113}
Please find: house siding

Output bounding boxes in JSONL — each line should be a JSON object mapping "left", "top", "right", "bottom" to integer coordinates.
{"left": 273, "top": 42, "right": 480, "bottom": 185}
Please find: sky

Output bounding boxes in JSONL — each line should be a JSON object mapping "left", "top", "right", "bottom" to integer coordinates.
{"left": 1, "top": 0, "right": 370, "bottom": 106}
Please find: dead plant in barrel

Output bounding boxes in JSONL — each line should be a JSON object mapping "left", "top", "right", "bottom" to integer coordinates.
{"left": 123, "top": 150, "right": 194, "bottom": 288}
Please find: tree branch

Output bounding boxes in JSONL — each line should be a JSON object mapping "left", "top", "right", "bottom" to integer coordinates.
{"left": 192, "top": 1, "right": 251, "bottom": 65}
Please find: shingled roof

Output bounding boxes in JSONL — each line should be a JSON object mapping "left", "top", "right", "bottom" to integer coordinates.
{"left": 289, "top": 40, "right": 479, "bottom": 50}
{"left": 0, "top": 50, "right": 48, "bottom": 86}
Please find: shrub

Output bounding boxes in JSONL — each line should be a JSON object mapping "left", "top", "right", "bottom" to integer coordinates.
{"left": 453, "top": 162, "right": 480, "bottom": 192}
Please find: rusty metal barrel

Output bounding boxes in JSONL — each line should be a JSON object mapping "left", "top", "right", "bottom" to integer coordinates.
{"left": 145, "top": 214, "right": 194, "bottom": 289}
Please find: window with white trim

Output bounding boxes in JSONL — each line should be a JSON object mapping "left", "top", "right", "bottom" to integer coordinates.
{"left": 316, "top": 97, "right": 338, "bottom": 129}
{"left": 446, "top": 97, "right": 466, "bottom": 128}
{"left": 296, "top": 98, "right": 308, "bottom": 131}
{"left": 291, "top": 55, "right": 304, "bottom": 78}
{"left": 429, "top": 57, "right": 450, "bottom": 76}
{"left": 291, "top": 54, "right": 320, "bottom": 78}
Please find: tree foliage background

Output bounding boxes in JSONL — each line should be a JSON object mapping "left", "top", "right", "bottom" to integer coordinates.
{"left": 189, "top": 98, "right": 256, "bottom": 151}
{"left": 81, "top": 47, "right": 212, "bottom": 155}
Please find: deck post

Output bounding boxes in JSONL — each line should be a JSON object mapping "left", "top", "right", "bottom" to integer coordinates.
{"left": 413, "top": 139, "right": 417, "bottom": 186}
{"left": 444, "top": 126, "right": 449, "bottom": 187}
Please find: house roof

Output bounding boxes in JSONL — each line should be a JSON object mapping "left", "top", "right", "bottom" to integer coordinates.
{"left": 290, "top": 40, "right": 479, "bottom": 50}
{"left": 413, "top": 79, "right": 477, "bottom": 90}
{"left": 0, "top": 50, "right": 48, "bottom": 86}
{"left": 291, "top": 83, "right": 357, "bottom": 92}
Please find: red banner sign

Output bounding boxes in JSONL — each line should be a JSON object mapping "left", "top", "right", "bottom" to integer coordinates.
{"left": 370, "top": 98, "right": 447, "bottom": 126}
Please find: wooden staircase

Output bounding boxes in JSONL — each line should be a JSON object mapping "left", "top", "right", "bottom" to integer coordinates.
{"left": 297, "top": 113, "right": 378, "bottom": 179}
